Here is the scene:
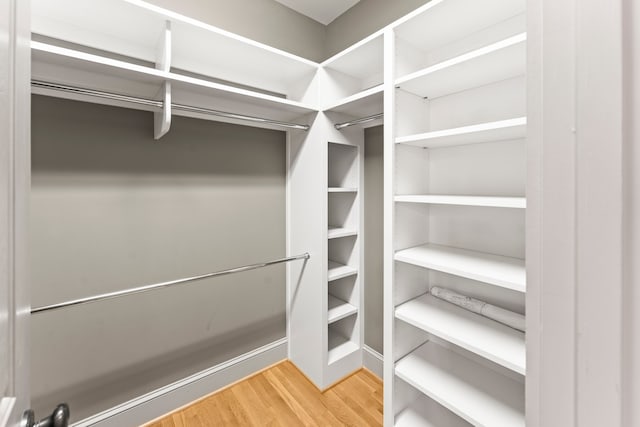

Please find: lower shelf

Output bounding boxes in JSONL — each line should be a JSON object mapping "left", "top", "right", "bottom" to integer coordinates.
{"left": 328, "top": 332, "right": 359, "bottom": 365}
{"left": 395, "top": 341, "right": 525, "bottom": 427}
{"left": 395, "top": 394, "right": 471, "bottom": 427}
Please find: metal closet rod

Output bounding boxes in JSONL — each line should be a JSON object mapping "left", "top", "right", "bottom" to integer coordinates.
{"left": 334, "top": 113, "right": 384, "bottom": 130}
{"left": 31, "top": 253, "right": 310, "bottom": 314}
{"left": 31, "top": 80, "right": 310, "bottom": 131}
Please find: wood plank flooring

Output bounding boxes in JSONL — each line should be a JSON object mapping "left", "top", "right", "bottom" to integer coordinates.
{"left": 146, "top": 361, "right": 383, "bottom": 427}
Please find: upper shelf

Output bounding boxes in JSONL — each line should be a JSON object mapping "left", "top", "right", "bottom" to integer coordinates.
{"left": 394, "top": 0, "right": 525, "bottom": 55}
{"left": 396, "top": 33, "right": 526, "bottom": 100}
{"left": 322, "top": 33, "right": 384, "bottom": 84}
{"left": 31, "top": 0, "right": 319, "bottom": 100}
{"left": 395, "top": 243, "right": 525, "bottom": 293}
{"left": 395, "top": 341, "right": 525, "bottom": 427}
{"left": 396, "top": 294, "right": 526, "bottom": 374}
{"left": 31, "top": 42, "right": 317, "bottom": 126}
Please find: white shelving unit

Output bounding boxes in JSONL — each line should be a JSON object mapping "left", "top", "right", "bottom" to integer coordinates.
{"left": 386, "top": 0, "right": 527, "bottom": 425}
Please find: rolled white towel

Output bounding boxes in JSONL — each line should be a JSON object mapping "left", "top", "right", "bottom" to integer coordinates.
{"left": 430, "top": 286, "right": 525, "bottom": 332}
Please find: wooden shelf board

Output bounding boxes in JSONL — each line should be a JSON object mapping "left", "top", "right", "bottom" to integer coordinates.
{"left": 395, "top": 395, "right": 471, "bottom": 427}
{"left": 328, "top": 187, "right": 358, "bottom": 193}
{"left": 394, "top": 243, "right": 525, "bottom": 292}
{"left": 328, "top": 227, "right": 358, "bottom": 239}
{"left": 396, "top": 33, "right": 526, "bottom": 99}
{"left": 394, "top": 194, "right": 526, "bottom": 209}
{"left": 395, "top": 341, "right": 525, "bottom": 427}
{"left": 328, "top": 295, "right": 358, "bottom": 324}
{"left": 328, "top": 261, "right": 358, "bottom": 282}
{"left": 328, "top": 332, "right": 359, "bottom": 365}
{"left": 396, "top": 294, "right": 525, "bottom": 374}
{"left": 396, "top": 117, "right": 526, "bottom": 148}
{"left": 323, "top": 85, "right": 384, "bottom": 118}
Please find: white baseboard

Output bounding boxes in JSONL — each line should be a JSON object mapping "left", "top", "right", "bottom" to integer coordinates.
{"left": 73, "top": 338, "right": 287, "bottom": 427}
{"left": 363, "top": 345, "right": 383, "bottom": 379}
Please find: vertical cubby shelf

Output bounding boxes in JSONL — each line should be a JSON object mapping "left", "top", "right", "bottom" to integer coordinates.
{"left": 327, "top": 142, "right": 361, "bottom": 377}
{"left": 386, "top": 0, "right": 527, "bottom": 425}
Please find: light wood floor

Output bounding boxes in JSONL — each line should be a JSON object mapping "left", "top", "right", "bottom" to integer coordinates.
{"left": 146, "top": 361, "right": 383, "bottom": 427}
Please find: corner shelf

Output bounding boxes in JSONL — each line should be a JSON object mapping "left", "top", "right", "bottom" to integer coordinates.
{"left": 396, "top": 294, "right": 525, "bottom": 374}
{"left": 395, "top": 194, "right": 526, "bottom": 209}
{"left": 395, "top": 33, "right": 526, "bottom": 100}
{"left": 328, "top": 295, "right": 358, "bottom": 324}
{"left": 395, "top": 341, "right": 525, "bottom": 427}
{"left": 395, "top": 243, "right": 525, "bottom": 293}
{"left": 395, "top": 117, "right": 527, "bottom": 149}
{"left": 323, "top": 85, "right": 384, "bottom": 119}
{"left": 328, "top": 227, "right": 358, "bottom": 239}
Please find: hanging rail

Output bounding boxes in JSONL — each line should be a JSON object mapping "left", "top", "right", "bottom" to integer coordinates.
{"left": 334, "top": 113, "right": 383, "bottom": 130}
{"left": 31, "top": 80, "right": 310, "bottom": 131}
{"left": 31, "top": 253, "right": 310, "bottom": 314}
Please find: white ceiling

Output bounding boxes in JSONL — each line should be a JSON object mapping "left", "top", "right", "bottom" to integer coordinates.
{"left": 274, "top": 0, "right": 361, "bottom": 25}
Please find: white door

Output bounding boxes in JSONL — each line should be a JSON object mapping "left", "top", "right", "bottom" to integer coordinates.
{"left": 0, "top": 0, "right": 31, "bottom": 425}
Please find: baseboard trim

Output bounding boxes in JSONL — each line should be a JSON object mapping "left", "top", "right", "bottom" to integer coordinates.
{"left": 363, "top": 345, "right": 383, "bottom": 379}
{"left": 73, "top": 338, "right": 288, "bottom": 427}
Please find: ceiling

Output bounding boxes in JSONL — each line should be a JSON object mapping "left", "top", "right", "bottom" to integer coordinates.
{"left": 273, "top": 0, "right": 361, "bottom": 25}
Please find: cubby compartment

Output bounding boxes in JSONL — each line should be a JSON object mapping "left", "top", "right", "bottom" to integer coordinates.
{"left": 328, "top": 314, "right": 359, "bottom": 365}
{"left": 328, "top": 142, "right": 359, "bottom": 189}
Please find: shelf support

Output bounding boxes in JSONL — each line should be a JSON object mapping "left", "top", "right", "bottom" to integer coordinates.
{"left": 154, "top": 20, "right": 172, "bottom": 140}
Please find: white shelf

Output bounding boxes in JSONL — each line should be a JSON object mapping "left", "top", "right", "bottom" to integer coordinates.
{"left": 328, "top": 261, "right": 358, "bottom": 282}
{"left": 31, "top": 42, "right": 317, "bottom": 126}
{"left": 394, "top": 243, "right": 525, "bottom": 293}
{"left": 328, "top": 187, "right": 358, "bottom": 193}
{"left": 328, "top": 295, "right": 358, "bottom": 324}
{"left": 395, "top": 195, "right": 526, "bottom": 209}
{"left": 395, "top": 396, "right": 471, "bottom": 427}
{"left": 323, "top": 85, "right": 384, "bottom": 119}
{"left": 396, "top": 117, "right": 527, "bottom": 148}
{"left": 328, "top": 332, "right": 359, "bottom": 365}
{"left": 328, "top": 227, "right": 358, "bottom": 239}
{"left": 395, "top": 341, "right": 525, "bottom": 427}
{"left": 32, "top": 0, "right": 319, "bottom": 98}
{"left": 396, "top": 33, "right": 526, "bottom": 99}
{"left": 396, "top": 294, "right": 525, "bottom": 374}
{"left": 394, "top": 0, "right": 525, "bottom": 55}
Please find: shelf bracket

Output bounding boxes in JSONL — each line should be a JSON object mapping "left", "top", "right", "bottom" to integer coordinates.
{"left": 154, "top": 20, "right": 172, "bottom": 140}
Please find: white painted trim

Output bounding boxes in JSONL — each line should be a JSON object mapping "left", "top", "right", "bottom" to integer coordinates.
{"left": 363, "top": 345, "right": 383, "bottom": 379}
{"left": 72, "top": 338, "right": 287, "bottom": 427}
{"left": 0, "top": 398, "right": 16, "bottom": 427}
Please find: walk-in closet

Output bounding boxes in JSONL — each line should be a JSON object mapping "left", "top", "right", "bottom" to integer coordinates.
{"left": 1, "top": 0, "right": 637, "bottom": 426}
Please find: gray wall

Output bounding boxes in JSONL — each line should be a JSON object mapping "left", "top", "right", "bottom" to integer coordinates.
{"left": 30, "top": 96, "right": 286, "bottom": 422}
{"left": 364, "top": 126, "right": 383, "bottom": 354}
{"left": 146, "top": 0, "right": 326, "bottom": 63}
{"left": 325, "top": 0, "right": 431, "bottom": 58}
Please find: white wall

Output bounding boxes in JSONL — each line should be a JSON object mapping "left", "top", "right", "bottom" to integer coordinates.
{"left": 30, "top": 96, "right": 287, "bottom": 423}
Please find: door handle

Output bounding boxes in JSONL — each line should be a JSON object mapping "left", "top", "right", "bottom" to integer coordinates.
{"left": 22, "top": 403, "right": 70, "bottom": 427}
